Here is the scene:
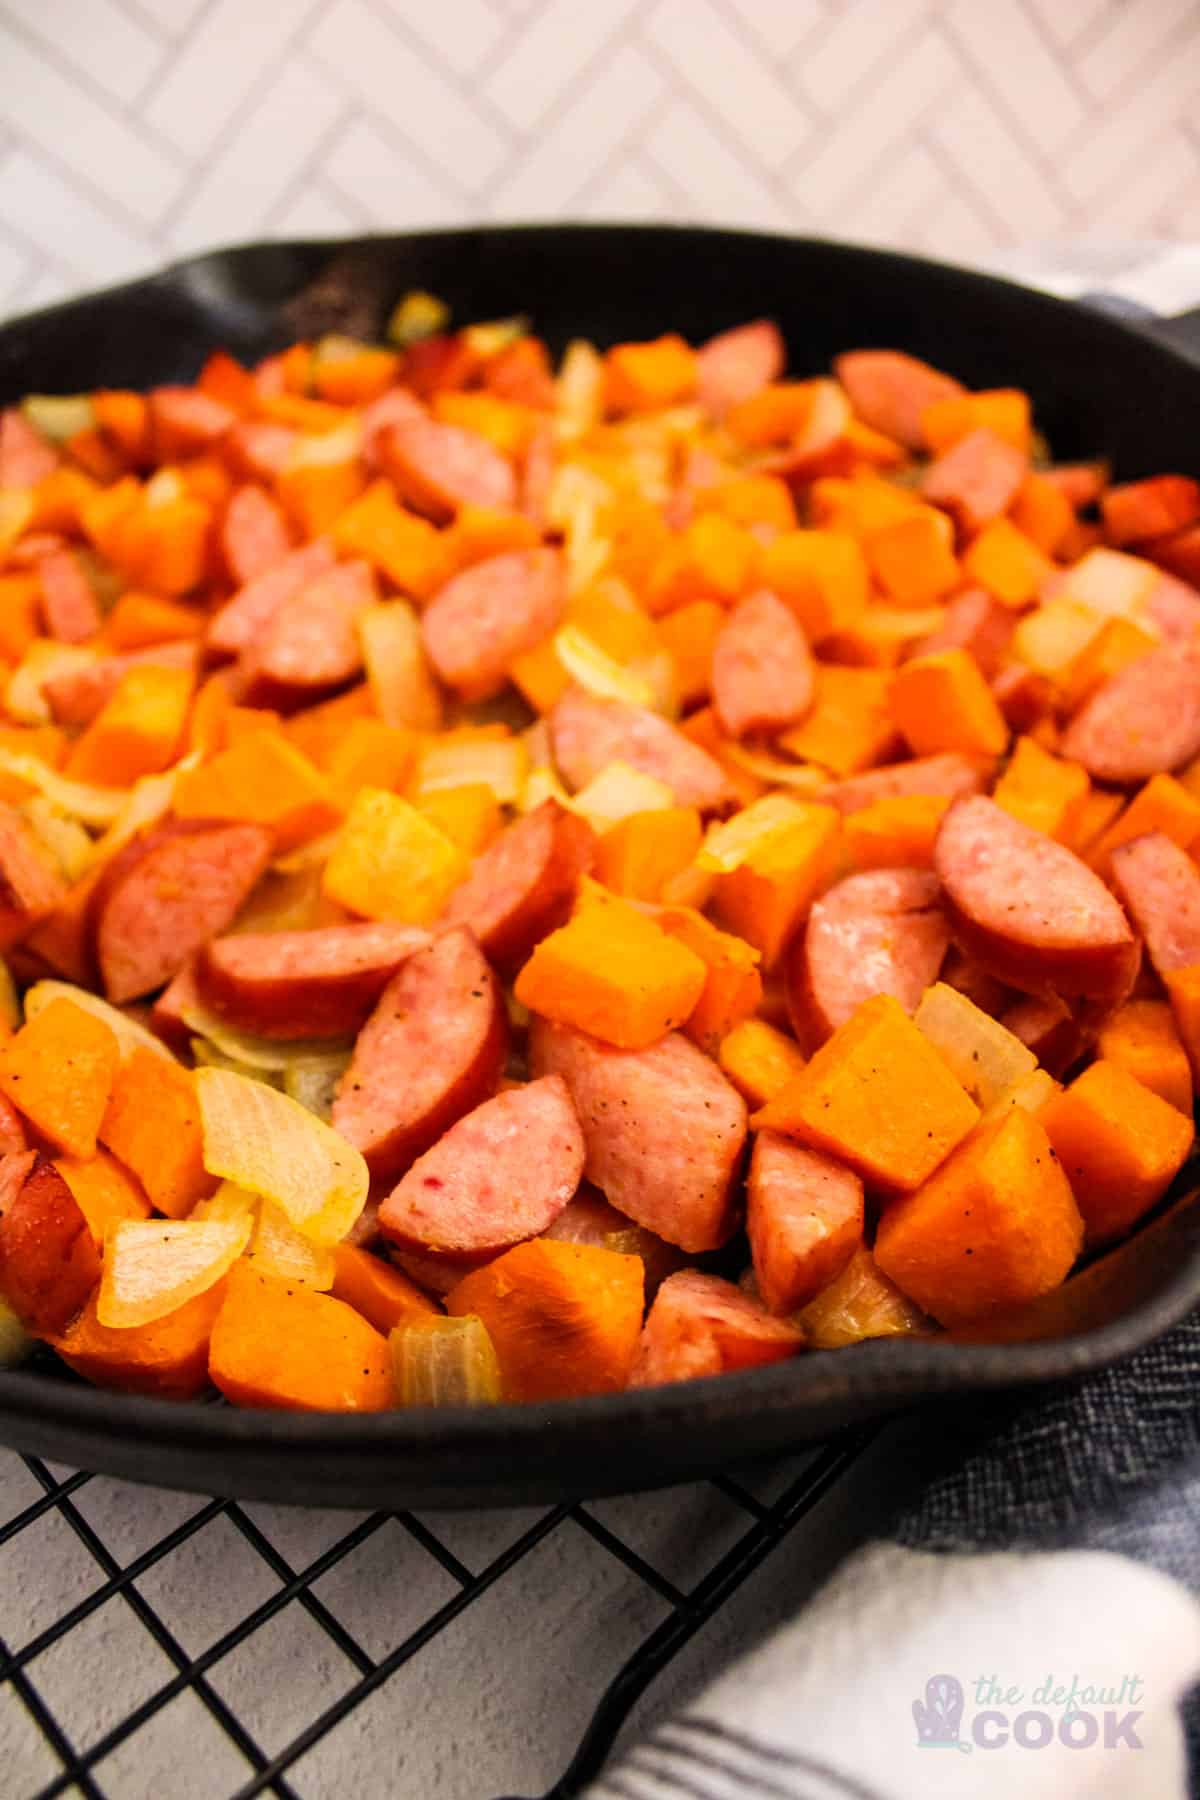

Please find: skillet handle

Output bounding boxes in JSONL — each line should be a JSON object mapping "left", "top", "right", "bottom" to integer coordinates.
{"left": 1076, "top": 290, "right": 1200, "bottom": 366}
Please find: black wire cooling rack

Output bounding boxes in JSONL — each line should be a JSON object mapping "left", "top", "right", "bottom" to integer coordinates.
{"left": 0, "top": 1427, "right": 877, "bottom": 1800}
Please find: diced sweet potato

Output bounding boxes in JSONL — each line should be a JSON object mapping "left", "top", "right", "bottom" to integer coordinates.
{"left": 874, "top": 1108, "right": 1084, "bottom": 1326}
{"left": 1039, "top": 1060, "right": 1194, "bottom": 1245}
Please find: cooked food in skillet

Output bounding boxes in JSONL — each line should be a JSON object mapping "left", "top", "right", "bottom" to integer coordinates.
{"left": 0, "top": 301, "right": 1197, "bottom": 1409}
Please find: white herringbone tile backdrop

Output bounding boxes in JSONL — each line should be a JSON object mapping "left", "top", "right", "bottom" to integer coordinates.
{"left": 0, "top": 0, "right": 1198, "bottom": 321}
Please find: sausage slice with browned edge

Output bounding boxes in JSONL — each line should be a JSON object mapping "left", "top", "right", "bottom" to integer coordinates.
{"left": 331, "top": 926, "right": 507, "bottom": 1180}
{"left": 712, "top": 589, "right": 815, "bottom": 738}
{"left": 1059, "top": 640, "right": 1200, "bottom": 783}
{"left": 747, "top": 1131, "right": 864, "bottom": 1314}
{"left": 378, "top": 414, "right": 516, "bottom": 520}
{"left": 550, "top": 689, "right": 735, "bottom": 813}
{"left": 197, "top": 922, "right": 431, "bottom": 1039}
{"left": 630, "top": 1269, "right": 804, "bottom": 1387}
{"left": 439, "top": 798, "right": 596, "bottom": 972}
{"left": 92, "top": 820, "right": 273, "bottom": 1003}
{"left": 378, "top": 1075, "right": 585, "bottom": 1257}
{"left": 234, "top": 560, "right": 375, "bottom": 710}
{"left": 934, "top": 795, "right": 1139, "bottom": 1000}
{"left": 529, "top": 1017, "right": 747, "bottom": 1253}
{"left": 421, "top": 548, "right": 565, "bottom": 701}
{"left": 1111, "top": 832, "right": 1200, "bottom": 980}
{"left": 790, "top": 867, "right": 950, "bottom": 1043}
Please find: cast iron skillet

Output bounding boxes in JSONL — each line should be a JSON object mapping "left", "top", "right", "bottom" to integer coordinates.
{"left": 1, "top": 225, "right": 1199, "bottom": 1508}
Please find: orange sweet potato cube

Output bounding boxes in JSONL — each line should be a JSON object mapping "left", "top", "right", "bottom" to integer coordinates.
{"left": 713, "top": 803, "right": 842, "bottom": 966}
{"left": 99, "top": 1048, "right": 215, "bottom": 1219}
{"left": 514, "top": 889, "right": 707, "bottom": 1050}
{"left": 889, "top": 649, "right": 1009, "bottom": 759}
{"left": 1039, "top": 1059, "right": 1194, "bottom": 1245}
{"left": 874, "top": 1107, "right": 1083, "bottom": 1326}
{"left": 754, "top": 993, "right": 980, "bottom": 1193}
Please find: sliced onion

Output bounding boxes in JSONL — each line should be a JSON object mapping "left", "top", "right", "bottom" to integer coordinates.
{"left": 0, "top": 747, "right": 124, "bottom": 825}
{"left": 914, "top": 982, "right": 1037, "bottom": 1110}
{"left": 272, "top": 830, "right": 339, "bottom": 875}
{"left": 196, "top": 1066, "right": 368, "bottom": 1246}
{"left": 247, "top": 1200, "right": 335, "bottom": 1290}
{"left": 85, "top": 754, "right": 201, "bottom": 870}
{"left": 554, "top": 626, "right": 655, "bottom": 708}
{"left": 23, "top": 979, "right": 176, "bottom": 1063}
{"left": 697, "top": 794, "right": 814, "bottom": 874}
{"left": 191, "top": 1181, "right": 258, "bottom": 1226}
{"left": 181, "top": 1003, "right": 352, "bottom": 1072}
{"left": 359, "top": 601, "right": 443, "bottom": 731}
{"left": 572, "top": 760, "right": 676, "bottom": 828}
{"left": 190, "top": 1038, "right": 284, "bottom": 1088}
{"left": 21, "top": 797, "right": 94, "bottom": 881}
{"left": 556, "top": 340, "right": 604, "bottom": 439}
{"left": 282, "top": 1051, "right": 350, "bottom": 1122}
{"left": 414, "top": 737, "right": 528, "bottom": 804}
{"left": 97, "top": 1216, "right": 250, "bottom": 1329}
{"left": 720, "top": 742, "right": 832, "bottom": 794}
{"left": 982, "top": 1068, "right": 1061, "bottom": 1123}
{"left": 390, "top": 1315, "right": 501, "bottom": 1405}
{"left": 519, "top": 765, "right": 572, "bottom": 814}
{"left": 22, "top": 394, "right": 94, "bottom": 443}
{"left": 387, "top": 289, "right": 449, "bottom": 347}
{"left": 461, "top": 316, "right": 529, "bottom": 358}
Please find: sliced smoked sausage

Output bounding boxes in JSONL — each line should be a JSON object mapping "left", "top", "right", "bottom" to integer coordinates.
{"left": 934, "top": 795, "right": 1139, "bottom": 1000}
{"left": 529, "top": 1017, "right": 747, "bottom": 1253}
{"left": 829, "top": 752, "right": 991, "bottom": 816}
{"left": 197, "top": 922, "right": 431, "bottom": 1039}
{"left": 220, "top": 484, "right": 292, "bottom": 586}
{"left": 331, "top": 926, "right": 507, "bottom": 1180}
{"left": 421, "top": 548, "right": 565, "bottom": 701}
{"left": 207, "top": 539, "right": 336, "bottom": 660}
{"left": 550, "top": 689, "right": 734, "bottom": 813}
{"left": 696, "top": 320, "right": 785, "bottom": 419}
{"left": 833, "top": 349, "right": 964, "bottom": 449}
{"left": 712, "top": 588, "right": 814, "bottom": 738}
{"left": 92, "top": 820, "right": 273, "bottom": 1002}
{"left": 747, "top": 1131, "right": 864, "bottom": 1314}
{"left": 439, "top": 799, "right": 596, "bottom": 972}
{"left": 790, "top": 867, "right": 949, "bottom": 1043}
{"left": 1110, "top": 832, "right": 1200, "bottom": 980}
{"left": 1060, "top": 640, "right": 1200, "bottom": 783}
{"left": 630, "top": 1269, "right": 803, "bottom": 1387}
{"left": 378, "top": 1075, "right": 584, "bottom": 1256}
{"left": 234, "top": 560, "right": 375, "bottom": 709}
{"left": 378, "top": 414, "right": 515, "bottom": 520}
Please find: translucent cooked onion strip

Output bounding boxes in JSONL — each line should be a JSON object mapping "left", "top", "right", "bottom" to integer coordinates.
{"left": 913, "top": 983, "right": 1037, "bottom": 1110}
{"left": 282, "top": 1053, "right": 350, "bottom": 1122}
{"left": 196, "top": 1066, "right": 368, "bottom": 1247}
{"left": 247, "top": 1201, "right": 335, "bottom": 1290}
{"left": 97, "top": 1217, "right": 250, "bottom": 1329}
{"left": 0, "top": 747, "right": 125, "bottom": 825}
{"left": 390, "top": 1315, "right": 502, "bottom": 1406}
{"left": 181, "top": 1003, "right": 352, "bottom": 1072}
